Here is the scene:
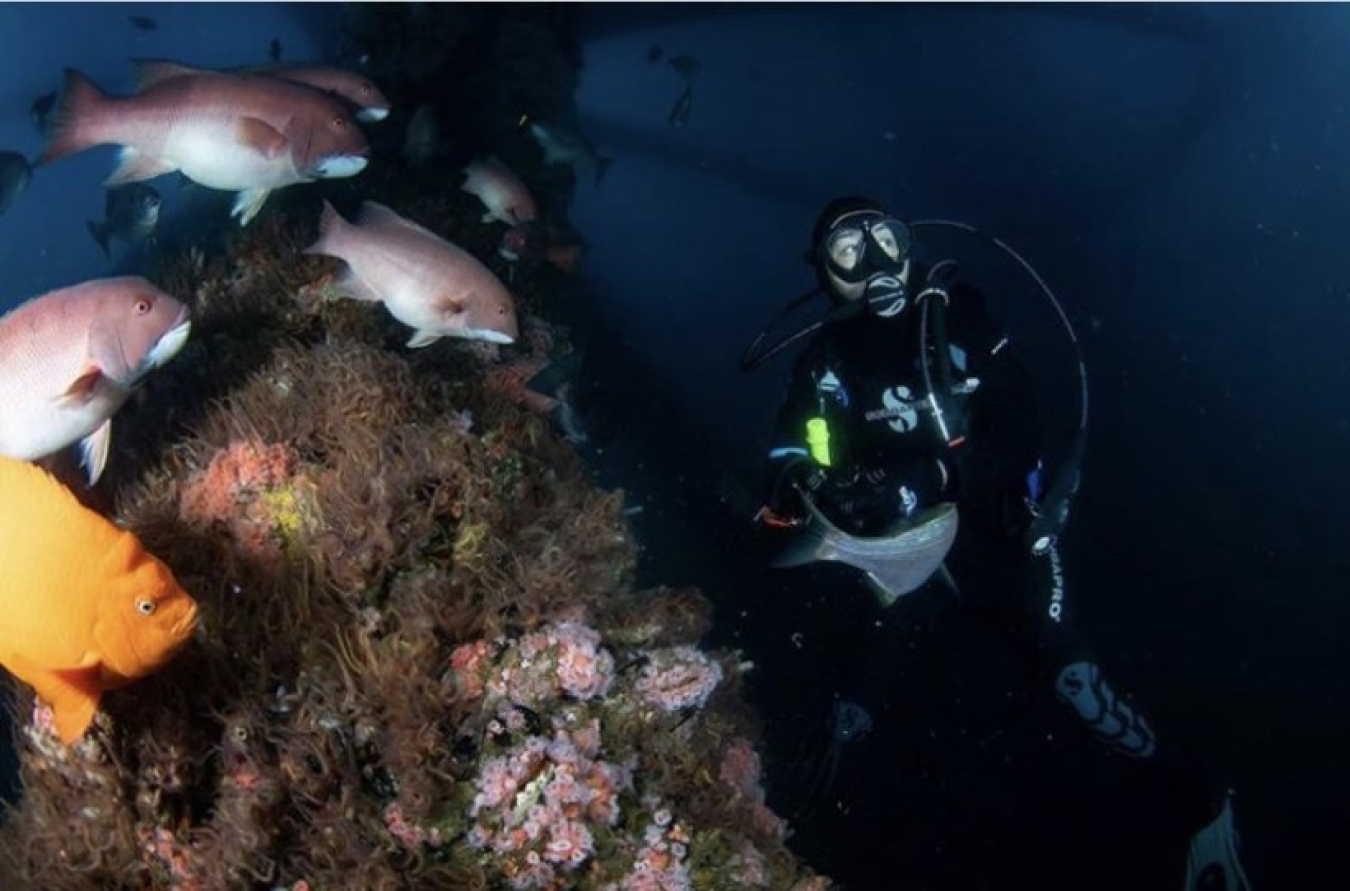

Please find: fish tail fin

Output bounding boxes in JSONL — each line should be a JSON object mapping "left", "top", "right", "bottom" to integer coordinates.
{"left": 770, "top": 515, "right": 833, "bottom": 569}
{"left": 87, "top": 219, "right": 112, "bottom": 256}
{"left": 594, "top": 155, "right": 613, "bottom": 185}
{"left": 40, "top": 69, "right": 108, "bottom": 165}
{"left": 305, "top": 200, "right": 350, "bottom": 258}
{"left": 548, "top": 244, "right": 583, "bottom": 274}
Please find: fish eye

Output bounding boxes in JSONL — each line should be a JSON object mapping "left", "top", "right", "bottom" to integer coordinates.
{"left": 333, "top": 116, "right": 347, "bottom": 129}
{"left": 136, "top": 598, "right": 156, "bottom": 616}
{"left": 232, "top": 725, "right": 249, "bottom": 742}
{"left": 134, "top": 297, "right": 153, "bottom": 315}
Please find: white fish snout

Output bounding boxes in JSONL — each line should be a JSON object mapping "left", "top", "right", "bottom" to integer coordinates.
{"left": 146, "top": 320, "right": 192, "bottom": 369}
{"left": 473, "top": 329, "right": 516, "bottom": 345}
{"left": 314, "top": 155, "right": 369, "bottom": 179}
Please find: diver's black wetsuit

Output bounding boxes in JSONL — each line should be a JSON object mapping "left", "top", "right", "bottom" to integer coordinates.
{"left": 764, "top": 267, "right": 1216, "bottom": 833}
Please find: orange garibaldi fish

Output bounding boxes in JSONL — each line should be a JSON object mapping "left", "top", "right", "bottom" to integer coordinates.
{"left": 0, "top": 456, "right": 198, "bottom": 744}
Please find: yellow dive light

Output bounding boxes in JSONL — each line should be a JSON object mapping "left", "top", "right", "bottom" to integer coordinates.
{"left": 806, "top": 417, "right": 832, "bottom": 467}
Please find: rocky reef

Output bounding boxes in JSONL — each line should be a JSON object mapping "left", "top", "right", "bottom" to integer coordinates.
{"left": 0, "top": 8, "right": 831, "bottom": 890}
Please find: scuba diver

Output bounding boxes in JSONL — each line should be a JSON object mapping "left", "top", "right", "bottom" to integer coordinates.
{"left": 743, "top": 196, "right": 1252, "bottom": 891}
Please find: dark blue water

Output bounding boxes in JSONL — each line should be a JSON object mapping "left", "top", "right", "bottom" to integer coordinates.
{"left": 0, "top": 4, "right": 1344, "bottom": 889}
{"left": 571, "top": 4, "right": 1350, "bottom": 889}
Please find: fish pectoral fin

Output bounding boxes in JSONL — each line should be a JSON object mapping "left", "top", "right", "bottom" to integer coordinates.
{"left": 107, "top": 147, "right": 177, "bottom": 186}
{"left": 30, "top": 665, "right": 102, "bottom": 745}
{"left": 406, "top": 329, "right": 443, "bottom": 349}
{"left": 60, "top": 365, "right": 104, "bottom": 402}
{"left": 236, "top": 117, "right": 289, "bottom": 159}
{"left": 231, "top": 188, "right": 271, "bottom": 226}
{"left": 78, "top": 418, "right": 113, "bottom": 485}
{"left": 331, "top": 268, "right": 383, "bottom": 303}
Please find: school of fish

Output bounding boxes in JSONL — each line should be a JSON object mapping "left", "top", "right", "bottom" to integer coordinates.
{"left": 0, "top": 47, "right": 614, "bottom": 742}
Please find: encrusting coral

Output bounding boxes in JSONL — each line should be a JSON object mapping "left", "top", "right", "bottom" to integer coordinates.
{"left": 0, "top": 103, "right": 829, "bottom": 891}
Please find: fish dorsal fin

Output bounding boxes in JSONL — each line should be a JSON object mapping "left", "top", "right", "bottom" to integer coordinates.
{"left": 359, "top": 202, "right": 442, "bottom": 243}
{"left": 358, "top": 201, "right": 431, "bottom": 237}
{"left": 132, "top": 58, "right": 205, "bottom": 92}
{"left": 236, "top": 118, "right": 288, "bottom": 159}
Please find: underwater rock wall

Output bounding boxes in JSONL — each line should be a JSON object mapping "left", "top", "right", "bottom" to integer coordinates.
{"left": 0, "top": 7, "right": 830, "bottom": 891}
{"left": 0, "top": 174, "right": 829, "bottom": 891}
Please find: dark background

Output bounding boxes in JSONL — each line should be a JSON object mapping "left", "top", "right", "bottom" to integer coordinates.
{"left": 0, "top": 4, "right": 1343, "bottom": 889}
{"left": 569, "top": 4, "right": 1349, "bottom": 890}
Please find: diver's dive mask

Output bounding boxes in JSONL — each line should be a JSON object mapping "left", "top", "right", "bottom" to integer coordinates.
{"left": 821, "top": 211, "right": 913, "bottom": 313}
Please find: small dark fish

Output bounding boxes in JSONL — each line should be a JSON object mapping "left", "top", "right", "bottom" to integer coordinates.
{"left": 128, "top": 15, "right": 157, "bottom": 31}
{"left": 668, "top": 53, "right": 700, "bottom": 79}
{"left": 402, "top": 103, "right": 443, "bottom": 168}
{"left": 646, "top": 45, "right": 663, "bottom": 64}
{"left": 668, "top": 83, "right": 693, "bottom": 129}
{"left": 87, "top": 183, "right": 162, "bottom": 257}
{"left": 267, "top": 38, "right": 283, "bottom": 63}
{"left": 0, "top": 152, "right": 32, "bottom": 216}
{"left": 29, "top": 91, "right": 56, "bottom": 135}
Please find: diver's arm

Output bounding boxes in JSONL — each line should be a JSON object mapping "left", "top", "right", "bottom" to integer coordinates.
{"left": 760, "top": 348, "right": 834, "bottom": 523}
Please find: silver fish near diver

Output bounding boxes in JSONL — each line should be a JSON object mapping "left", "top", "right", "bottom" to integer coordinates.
{"left": 526, "top": 118, "right": 612, "bottom": 185}
{"left": 771, "top": 500, "right": 959, "bottom": 607}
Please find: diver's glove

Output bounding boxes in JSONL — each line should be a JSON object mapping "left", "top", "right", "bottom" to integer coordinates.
{"left": 817, "top": 461, "right": 952, "bottom": 534}
{"left": 756, "top": 459, "right": 827, "bottom": 528}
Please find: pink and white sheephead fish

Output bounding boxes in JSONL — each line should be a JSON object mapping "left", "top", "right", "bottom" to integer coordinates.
{"left": 305, "top": 200, "right": 519, "bottom": 348}
{"left": 0, "top": 276, "right": 191, "bottom": 485}
{"left": 120, "top": 59, "right": 391, "bottom": 123}
{"left": 461, "top": 156, "right": 538, "bottom": 226}
{"left": 40, "top": 62, "right": 369, "bottom": 225}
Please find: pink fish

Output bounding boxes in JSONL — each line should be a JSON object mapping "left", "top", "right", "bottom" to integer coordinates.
{"left": 40, "top": 64, "right": 369, "bottom": 225}
{"left": 461, "top": 156, "right": 538, "bottom": 226}
{"left": 129, "top": 59, "right": 392, "bottom": 123}
{"left": 306, "top": 201, "right": 519, "bottom": 348}
{"left": 0, "top": 277, "right": 191, "bottom": 485}
{"left": 257, "top": 64, "right": 392, "bottom": 123}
